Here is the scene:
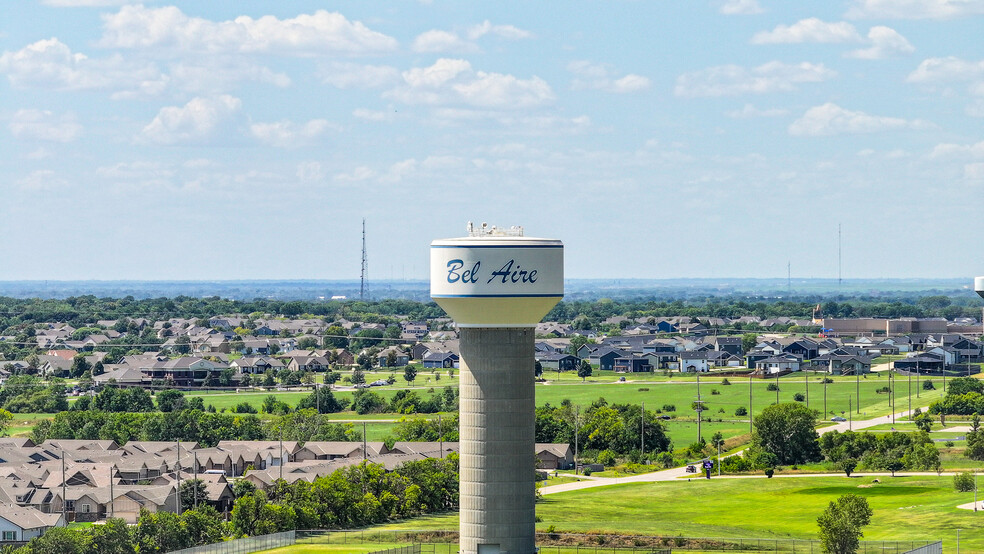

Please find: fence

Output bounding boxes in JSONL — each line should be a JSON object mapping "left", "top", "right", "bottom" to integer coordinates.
{"left": 903, "top": 542, "right": 942, "bottom": 554}
{"left": 294, "top": 530, "right": 937, "bottom": 553}
{"left": 165, "top": 531, "right": 295, "bottom": 554}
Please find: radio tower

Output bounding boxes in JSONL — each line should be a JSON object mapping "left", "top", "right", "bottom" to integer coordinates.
{"left": 360, "top": 218, "right": 369, "bottom": 300}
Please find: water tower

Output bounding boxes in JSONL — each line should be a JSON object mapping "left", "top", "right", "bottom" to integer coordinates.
{"left": 431, "top": 223, "right": 563, "bottom": 554}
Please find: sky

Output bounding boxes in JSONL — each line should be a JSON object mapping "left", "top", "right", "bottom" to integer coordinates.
{"left": 1, "top": 0, "right": 983, "bottom": 282}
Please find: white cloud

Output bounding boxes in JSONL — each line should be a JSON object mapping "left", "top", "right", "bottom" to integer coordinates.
{"left": 17, "top": 169, "right": 67, "bottom": 191}
{"left": 41, "top": 0, "right": 130, "bottom": 5}
{"left": 166, "top": 60, "right": 291, "bottom": 93}
{"left": 296, "top": 161, "right": 326, "bottom": 182}
{"left": 334, "top": 166, "right": 376, "bottom": 182}
{"left": 907, "top": 56, "right": 984, "bottom": 84}
{"left": 98, "top": 5, "right": 398, "bottom": 56}
{"left": 929, "top": 140, "right": 984, "bottom": 159}
{"left": 719, "top": 0, "right": 765, "bottom": 15}
{"left": 9, "top": 109, "right": 82, "bottom": 142}
{"left": 846, "top": 0, "right": 984, "bottom": 19}
{"left": 788, "top": 102, "right": 932, "bottom": 136}
{"left": 321, "top": 62, "right": 400, "bottom": 89}
{"left": 140, "top": 95, "right": 243, "bottom": 145}
{"left": 250, "top": 119, "right": 338, "bottom": 147}
{"left": 353, "top": 109, "right": 393, "bottom": 122}
{"left": 846, "top": 26, "right": 915, "bottom": 59}
{"left": 675, "top": 61, "right": 835, "bottom": 97}
{"left": 412, "top": 30, "right": 478, "bottom": 53}
{"left": 725, "top": 103, "right": 789, "bottom": 118}
{"left": 384, "top": 58, "right": 554, "bottom": 109}
{"left": 0, "top": 37, "right": 161, "bottom": 91}
{"left": 751, "top": 18, "right": 861, "bottom": 44}
{"left": 466, "top": 21, "right": 533, "bottom": 40}
{"left": 412, "top": 21, "right": 531, "bottom": 54}
{"left": 966, "top": 162, "right": 984, "bottom": 180}
{"left": 568, "top": 61, "right": 650, "bottom": 93}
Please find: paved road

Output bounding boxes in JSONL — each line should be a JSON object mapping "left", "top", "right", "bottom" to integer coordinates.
{"left": 540, "top": 403, "right": 934, "bottom": 496}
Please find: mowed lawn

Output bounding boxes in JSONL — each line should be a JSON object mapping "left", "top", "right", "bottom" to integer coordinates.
{"left": 372, "top": 476, "right": 975, "bottom": 549}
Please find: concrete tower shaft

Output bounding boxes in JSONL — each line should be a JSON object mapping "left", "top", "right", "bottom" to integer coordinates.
{"left": 458, "top": 327, "right": 536, "bottom": 554}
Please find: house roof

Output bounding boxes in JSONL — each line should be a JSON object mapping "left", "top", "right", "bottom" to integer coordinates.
{"left": 0, "top": 502, "right": 63, "bottom": 530}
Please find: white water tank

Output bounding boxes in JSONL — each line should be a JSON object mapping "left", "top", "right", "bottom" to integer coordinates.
{"left": 430, "top": 227, "right": 563, "bottom": 327}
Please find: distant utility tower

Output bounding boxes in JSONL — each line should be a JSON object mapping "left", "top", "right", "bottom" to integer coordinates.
{"left": 360, "top": 218, "right": 369, "bottom": 300}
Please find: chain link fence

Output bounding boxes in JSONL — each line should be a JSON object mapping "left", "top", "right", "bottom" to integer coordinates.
{"left": 165, "top": 531, "right": 295, "bottom": 554}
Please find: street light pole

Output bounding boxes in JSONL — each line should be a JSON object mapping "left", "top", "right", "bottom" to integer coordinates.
{"left": 749, "top": 374, "right": 753, "bottom": 434}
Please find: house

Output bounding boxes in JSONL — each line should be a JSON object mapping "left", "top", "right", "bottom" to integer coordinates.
{"left": 813, "top": 354, "right": 872, "bottom": 375}
{"left": 707, "top": 337, "right": 743, "bottom": 356}
{"left": 535, "top": 444, "right": 574, "bottom": 470}
{"left": 285, "top": 356, "right": 329, "bottom": 373}
{"left": 588, "top": 348, "right": 626, "bottom": 371}
{"left": 755, "top": 354, "right": 802, "bottom": 374}
{"left": 678, "top": 352, "right": 711, "bottom": 373}
{"left": 537, "top": 353, "right": 579, "bottom": 372}
{"left": 376, "top": 347, "right": 410, "bottom": 368}
{"left": 613, "top": 355, "right": 652, "bottom": 373}
{"left": 0, "top": 503, "right": 64, "bottom": 542}
{"left": 141, "top": 357, "right": 229, "bottom": 387}
{"left": 230, "top": 356, "right": 284, "bottom": 375}
{"left": 422, "top": 351, "right": 459, "bottom": 369}
{"left": 781, "top": 339, "right": 819, "bottom": 360}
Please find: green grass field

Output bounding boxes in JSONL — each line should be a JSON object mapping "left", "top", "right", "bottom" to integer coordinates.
{"left": 365, "top": 475, "right": 973, "bottom": 550}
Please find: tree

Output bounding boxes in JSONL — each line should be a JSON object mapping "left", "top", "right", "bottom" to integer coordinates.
{"left": 90, "top": 517, "right": 133, "bottom": 554}
{"left": 753, "top": 402, "right": 821, "bottom": 465}
{"left": 18, "top": 526, "right": 91, "bottom": 554}
{"left": 324, "top": 371, "right": 340, "bottom": 386}
{"left": 577, "top": 359, "right": 593, "bottom": 382}
{"left": 817, "top": 494, "right": 872, "bottom": 554}
{"left": 70, "top": 354, "right": 91, "bottom": 378}
{"left": 742, "top": 333, "right": 759, "bottom": 353}
{"left": 179, "top": 479, "right": 209, "bottom": 512}
{"left": 351, "top": 368, "right": 366, "bottom": 386}
{"left": 568, "top": 335, "right": 588, "bottom": 356}
{"left": 404, "top": 365, "right": 417, "bottom": 385}
{"left": 838, "top": 458, "right": 857, "bottom": 477}
{"left": 954, "top": 471, "right": 976, "bottom": 492}
{"left": 156, "top": 389, "right": 185, "bottom": 412}
{"left": 913, "top": 412, "right": 933, "bottom": 433}
{"left": 297, "top": 387, "right": 343, "bottom": 414}
{"left": 0, "top": 408, "right": 11, "bottom": 437}
{"left": 387, "top": 350, "right": 398, "bottom": 368}
{"left": 534, "top": 361, "right": 543, "bottom": 378}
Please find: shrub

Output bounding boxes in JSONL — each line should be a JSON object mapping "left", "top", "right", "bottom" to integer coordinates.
{"left": 793, "top": 392, "right": 805, "bottom": 402}
{"left": 710, "top": 389, "right": 721, "bottom": 395}
{"left": 821, "top": 377, "right": 834, "bottom": 384}
{"left": 735, "top": 406, "right": 748, "bottom": 416}
{"left": 582, "top": 467, "right": 592, "bottom": 476}
{"left": 662, "top": 404, "right": 676, "bottom": 412}
{"left": 876, "top": 386, "right": 891, "bottom": 394}
{"left": 637, "top": 387, "right": 649, "bottom": 392}
{"left": 598, "top": 449, "right": 618, "bottom": 467}
{"left": 721, "top": 378, "right": 731, "bottom": 385}
{"left": 720, "top": 455, "right": 751, "bottom": 473}
{"left": 954, "top": 472, "right": 976, "bottom": 492}
{"left": 767, "top": 383, "right": 779, "bottom": 391}
{"left": 654, "top": 451, "right": 674, "bottom": 468}
{"left": 923, "top": 380, "right": 935, "bottom": 390}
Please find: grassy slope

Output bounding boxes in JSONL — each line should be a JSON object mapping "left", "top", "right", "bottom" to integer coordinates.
{"left": 373, "top": 476, "right": 974, "bottom": 549}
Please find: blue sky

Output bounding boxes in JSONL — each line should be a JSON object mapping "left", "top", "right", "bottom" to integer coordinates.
{"left": 2, "top": 1, "right": 982, "bottom": 281}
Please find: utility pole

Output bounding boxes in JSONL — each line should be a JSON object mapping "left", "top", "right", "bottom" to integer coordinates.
{"left": 193, "top": 452, "right": 199, "bottom": 510}
{"left": 775, "top": 372, "right": 780, "bottom": 404}
{"left": 749, "top": 374, "right": 753, "bottom": 434}
{"left": 823, "top": 374, "right": 828, "bottom": 416}
{"left": 61, "top": 451, "right": 66, "bottom": 524}
{"left": 891, "top": 370, "right": 895, "bottom": 424}
{"left": 849, "top": 397, "right": 853, "bottom": 431}
{"left": 640, "top": 402, "right": 645, "bottom": 459}
{"left": 362, "top": 421, "right": 368, "bottom": 462}
{"left": 908, "top": 370, "right": 912, "bottom": 416}
{"left": 175, "top": 441, "right": 181, "bottom": 514}
{"left": 109, "top": 462, "right": 114, "bottom": 519}
{"left": 805, "top": 370, "right": 809, "bottom": 410}
{"left": 279, "top": 432, "right": 284, "bottom": 483}
{"left": 696, "top": 372, "right": 702, "bottom": 442}
{"left": 574, "top": 407, "right": 580, "bottom": 475}
{"left": 439, "top": 414, "right": 443, "bottom": 458}
{"left": 856, "top": 369, "right": 861, "bottom": 414}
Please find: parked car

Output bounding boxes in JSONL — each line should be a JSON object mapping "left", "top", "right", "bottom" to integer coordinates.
{"left": 831, "top": 416, "right": 847, "bottom": 422}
